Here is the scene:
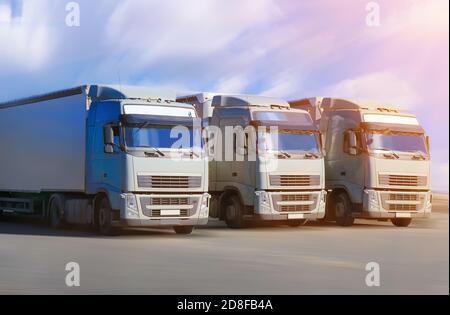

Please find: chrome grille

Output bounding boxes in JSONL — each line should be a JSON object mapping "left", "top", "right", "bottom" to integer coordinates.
{"left": 137, "top": 175, "right": 201, "bottom": 188}
{"left": 389, "top": 204, "right": 417, "bottom": 211}
{"left": 150, "top": 197, "right": 189, "bottom": 206}
{"left": 270, "top": 175, "right": 320, "bottom": 187}
{"left": 280, "top": 205, "right": 311, "bottom": 212}
{"left": 379, "top": 174, "right": 427, "bottom": 187}
{"left": 281, "top": 194, "right": 311, "bottom": 202}
{"left": 389, "top": 194, "right": 418, "bottom": 201}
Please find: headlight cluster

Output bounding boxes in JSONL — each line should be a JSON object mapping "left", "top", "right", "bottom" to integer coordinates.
{"left": 122, "top": 193, "right": 139, "bottom": 218}
{"left": 199, "top": 193, "right": 210, "bottom": 218}
{"left": 255, "top": 191, "right": 270, "bottom": 206}
{"left": 365, "top": 190, "right": 380, "bottom": 212}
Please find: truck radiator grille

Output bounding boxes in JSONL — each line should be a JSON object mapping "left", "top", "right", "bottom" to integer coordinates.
{"left": 389, "top": 204, "right": 417, "bottom": 211}
{"left": 270, "top": 175, "right": 320, "bottom": 187}
{"left": 150, "top": 197, "right": 189, "bottom": 205}
{"left": 389, "top": 194, "right": 418, "bottom": 201}
{"left": 137, "top": 175, "right": 201, "bottom": 188}
{"left": 280, "top": 205, "right": 311, "bottom": 212}
{"left": 379, "top": 174, "right": 427, "bottom": 187}
{"left": 281, "top": 194, "right": 311, "bottom": 202}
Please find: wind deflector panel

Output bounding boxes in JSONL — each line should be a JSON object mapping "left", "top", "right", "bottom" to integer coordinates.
{"left": 360, "top": 122, "right": 425, "bottom": 134}
{"left": 120, "top": 114, "right": 198, "bottom": 127}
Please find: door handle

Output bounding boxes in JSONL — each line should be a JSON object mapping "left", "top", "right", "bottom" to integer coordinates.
{"left": 340, "top": 171, "right": 346, "bottom": 176}
{"left": 103, "top": 173, "right": 108, "bottom": 178}
{"left": 232, "top": 172, "right": 238, "bottom": 177}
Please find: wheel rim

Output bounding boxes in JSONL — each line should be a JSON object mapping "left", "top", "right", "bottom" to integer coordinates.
{"left": 226, "top": 204, "right": 237, "bottom": 221}
{"left": 99, "top": 207, "right": 107, "bottom": 227}
{"left": 51, "top": 202, "right": 60, "bottom": 225}
{"left": 335, "top": 200, "right": 346, "bottom": 218}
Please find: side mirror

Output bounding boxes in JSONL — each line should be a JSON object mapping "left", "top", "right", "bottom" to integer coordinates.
{"left": 346, "top": 130, "right": 359, "bottom": 156}
{"left": 104, "top": 144, "right": 114, "bottom": 154}
{"left": 425, "top": 136, "right": 431, "bottom": 152}
{"left": 103, "top": 125, "right": 114, "bottom": 145}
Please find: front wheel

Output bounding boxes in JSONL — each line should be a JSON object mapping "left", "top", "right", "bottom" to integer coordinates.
{"left": 49, "top": 195, "right": 66, "bottom": 229}
{"left": 391, "top": 218, "right": 412, "bottom": 227}
{"left": 97, "top": 197, "right": 118, "bottom": 236}
{"left": 224, "top": 195, "right": 246, "bottom": 228}
{"left": 173, "top": 226, "right": 194, "bottom": 235}
{"left": 333, "top": 192, "right": 354, "bottom": 227}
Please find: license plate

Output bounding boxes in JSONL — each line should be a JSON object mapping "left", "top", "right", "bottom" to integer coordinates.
{"left": 288, "top": 213, "right": 305, "bottom": 219}
{"left": 396, "top": 212, "right": 411, "bottom": 218}
{"left": 160, "top": 210, "right": 181, "bottom": 216}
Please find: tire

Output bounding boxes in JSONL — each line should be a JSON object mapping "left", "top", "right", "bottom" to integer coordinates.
{"left": 286, "top": 219, "right": 308, "bottom": 227}
{"left": 173, "top": 226, "right": 194, "bottom": 235}
{"left": 224, "top": 195, "right": 246, "bottom": 228}
{"left": 391, "top": 218, "right": 412, "bottom": 227}
{"left": 97, "top": 197, "right": 117, "bottom": 236}
{"left": 333, "top": 192, "right": 355, "bottom": 227}
{"left": 49, "top": 195, "right": 66, "bottom": 229}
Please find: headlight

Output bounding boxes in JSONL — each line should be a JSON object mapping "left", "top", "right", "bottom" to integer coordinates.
{"left": 121, "top": 193, "right": 139, "bottom": 218}
{"left": 255, "top": 191, "right": 270, "bottom": 206}
{"left": 365, "top": 190, "right": 380, "bottom": 212}
{"left": 199, "top": 193, "right": 210, "bottom": 218}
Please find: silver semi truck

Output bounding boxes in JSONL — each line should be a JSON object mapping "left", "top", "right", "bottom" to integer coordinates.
{"left": 290, "top": 97, "right": 432, "bottom": 227}
{"left": 177, "top": 93, "right": 327, "bottom": 228}
{"left": 0, "top": 85, "right": 210, "bottom": 235}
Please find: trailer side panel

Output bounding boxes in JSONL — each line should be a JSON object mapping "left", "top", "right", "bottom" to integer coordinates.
{"left": 0, "top": 91, "right": 87, "bottom": 192}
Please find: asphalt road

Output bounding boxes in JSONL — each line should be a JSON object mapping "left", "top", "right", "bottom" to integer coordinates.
{"left": 0, "top": 198, "right": 448, "bottom": 295}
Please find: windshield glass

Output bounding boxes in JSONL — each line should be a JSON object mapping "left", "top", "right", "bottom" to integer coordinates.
{"left": 265, "top": 131, "right": 320, "bottom": 153}
{"left": 125, "top": 126, "right": 201, "bottom": 149}
{"left": 366, "top": 132, "right": 428, "bottom": 154}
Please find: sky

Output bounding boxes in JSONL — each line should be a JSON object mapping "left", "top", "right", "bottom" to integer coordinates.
{"left": 0, "top": 0, "right": 448, "bottom": 191}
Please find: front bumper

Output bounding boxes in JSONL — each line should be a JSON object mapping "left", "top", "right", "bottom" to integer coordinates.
{"left": 361, "top": 189, "right": 432, "bottom": 219}
{"left": 115, "top": 193, "right": 210, "bottom": 227}
{"left": 254, "top": 190, "right": 327, "bottom": 221}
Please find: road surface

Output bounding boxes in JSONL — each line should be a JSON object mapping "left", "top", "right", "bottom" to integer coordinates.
{"left": 0, "top": 198, "right": 448, "bottom": 295}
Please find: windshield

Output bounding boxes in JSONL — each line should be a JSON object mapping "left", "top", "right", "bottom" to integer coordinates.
{"left": 265, "top": 131, "right": 320, "bottom": 154}
{"left": 366, "top": 132, "right": 428, "bottom": 154}
{"left": 125, "top": 126, "right": 201, "bottom": 149}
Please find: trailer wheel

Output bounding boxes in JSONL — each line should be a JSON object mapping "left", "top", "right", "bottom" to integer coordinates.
{"left": 286, "top": 219, "right": 308, "bottom": 227}
{"left": 334, "top": 192, "right": 355, "bottom": 227}
{"left": 97, "top": 197, "right": 117, "bottom": 236}
{"left": 224, "top": 195, "right": 246, "bottom": 228}
{"left": 391, "top": 218, "right": 412, "bottom": 227}
{"left": 173, "top": 226, "right": 194, "bottom": 235}
{"left": 49, "top": 195, "right": 66, "bottom": 229}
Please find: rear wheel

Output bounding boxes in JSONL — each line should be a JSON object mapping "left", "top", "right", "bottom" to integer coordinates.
{"left": 391, "top": 218, "right": 412, "bottom": 227}
{"left": 286, "top": 219, "right": 308, "bottom": 227}
{"left": 97, "top": 197, "right": 117, "bottom": 236}
{"left": 173, "top": 226, "right": 194, "bottom": 235}
{"left": 224, "top": 195, "right": 246, "bottom": 228}
{"left": 49, "top": 195, "right": 66, "bottom": 229}
{"left": 333, "top": 192, "right": 354, "bottom": 227}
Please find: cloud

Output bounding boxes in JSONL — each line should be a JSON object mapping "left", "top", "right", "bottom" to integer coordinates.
{"left": 322, "top": 71, "right": 420, "bottom": 110}
{"left": 0, "top": 0, "right": 54, "bottom": 72}
{"left": 214, "top": 75, "right": 249, "bottom": 94}
{"left": 106, "top": 0, "right": 282, "bottom": 67}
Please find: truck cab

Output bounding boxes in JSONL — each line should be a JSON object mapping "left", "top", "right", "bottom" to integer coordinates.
{"left": 178, "top": 93, "right": 327, "bottom": 228}
{"left": 87, "top": 86, "right": 210, "bottom": 234}
{"left": 290, "top": 97, "right": 432, "bottom": 227}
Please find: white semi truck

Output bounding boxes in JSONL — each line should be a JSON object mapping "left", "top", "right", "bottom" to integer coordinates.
{"left": 290, "top": 97, "right": 432, "bottom": 227}
{"left": 0, "top": 85, "right": 210, "bottom": 235}
{"left": 177, "top": 93, "right": 327, "bottom": 228}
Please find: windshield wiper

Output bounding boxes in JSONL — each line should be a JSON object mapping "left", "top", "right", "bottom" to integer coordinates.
{"left": 304, "top": 151, "right": 320, "bottom": 159}
{"left": 374, "top": 149, "right": 400, "bottom": 159}
{"left": 144, "top": 147, "right": 165, "bottom": 157}
{"left": 277, "top": 151, "right": 292, "bottom": 159}
{"left": 410, "top": 151, "right": 426, "bottom": 160}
